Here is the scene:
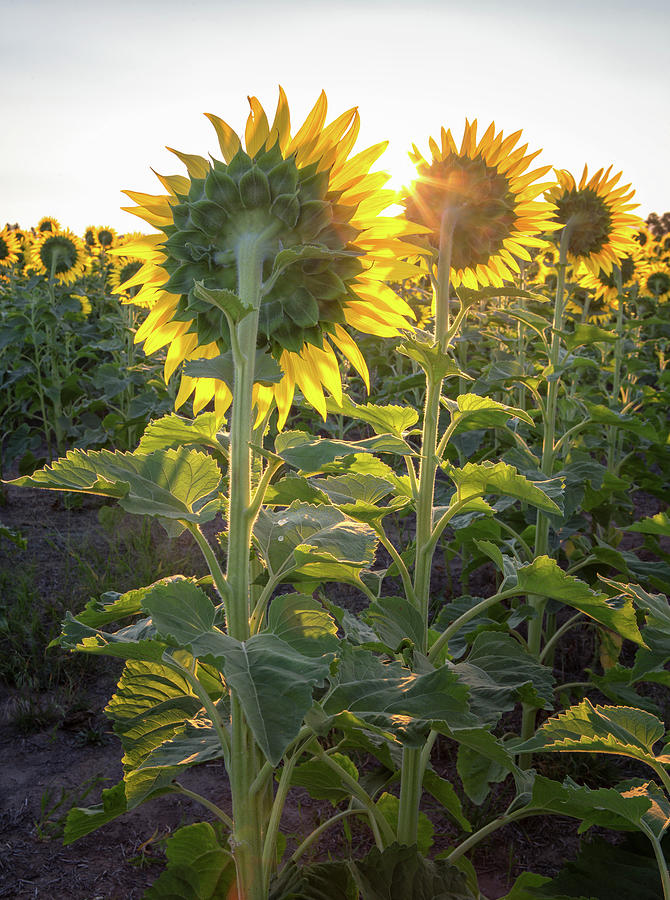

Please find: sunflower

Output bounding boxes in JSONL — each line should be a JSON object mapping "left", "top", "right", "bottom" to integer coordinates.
{"left": 30, "top": 229, "right": 86, "bottom": 285}
{"left": 96, "top": 226, "right": 118, "bottom": 250}
{"left": 638, "top": 260, "right": 670, "bottom": 304}
{"left": 402, "top": 119, "right": 557, "bottom": 290}
{"left": 546, "top": 166, "right": 642, "bottom": 275}
{"left": 0, "top": 227, "right": 21, "bottom": 269}
{"left": 633, "top": 225, "right": 655, "bottom": 255}
{"left": 83, "top": 226, "right": 98, "bottom": 249}
{"left": 576, "top": 244, "right": 643, "bottom": 310}
{"left": 108, "top": 257, "right": 144, "bottom": 299}
{"left": 36, "top": 216, "right": 61, "bottom": 234}
{"left": 113, "top": 89, "right": 420, "bottom": 426}
{"left": 71, "top": 293, "right": 93, "bottom": 316}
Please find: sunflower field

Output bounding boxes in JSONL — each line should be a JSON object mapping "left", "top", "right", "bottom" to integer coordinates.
{"left": 2, "top": 90, "right": 670, "bottom": 899}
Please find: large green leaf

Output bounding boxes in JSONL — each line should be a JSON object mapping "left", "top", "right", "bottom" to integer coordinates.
{"left": 140, "top": 579, "right": 218, "bottom": 649}
{"left": 266, "top": 593, "right": 340, "bottom": 657}
{"left": 271, "top": 844, "right": 476, "bottom": 899}
{"left": 136, "top": 714, "right": 226, "bottom": 773}
{"left": 64, "top": 781, "right": 129, "bottom": 844}
{"left": 253, "top": 502, "right": 377, "bottom": 580}
{"left": 564, "top": 323, "right": 618, "bottom": 350}
{"left": 364, "top": 595, "right": 426, "bottom": 653}
{"left": 625, "top": 511, "right": 670, "bottom": 537}
{"left": 321, "top": 646, "right": 475, "bottom": 747}
{"left": 453, "top": 729, "right": 515, "bottom": 804}
{"left": 446, "top": 461, "right": 561, "bottom": 514}
{"left": 448, "top": 394, "right": 534, "bottom": 431}
{"left": 374, "top": 792, "right": 435, "bottom": 854}
{"left": 264, "top": 474, "right": 328, "bottom": 506}
{"left": 350, "top": 842, "right": 476, "bottom": 900}
{"left": 9, "top": 447, "right": 223, "bottom": 523}
{"left": 74, "top": 576, "right": 196, "bottom": 629}
{"left": 59, "top": 611, "right": 166, "bottom": 661}
{"left": 452, "top": 632, "right": 555, "bottom": 726}
{"left": 527, "top": 773, "right": 654, "bottom": 835}
{"left": 199, "top": 633, "right": 333, "bottom": 766}
{"left": 325, "top": 393, "right": 419, "bottom": 437}
{"left": 143, "top": 822, "right": 235, "bottom": 900}
{"left": 516, "top": 699, "right": 669, "bottom": 771}
{"left": 583, "top": 402, "right": 658, "bottom": 442}
{"left": 515, "top": 557, "right": 645, "bottom": 645}
{"left": 423, "top": 769, "right": 472, "bottom": 832}
{"left": 289, "top": 752, "right": 360, "bottom": 805}
{"left": 137, "top": 412, "right": 225, "bottom": 455}
{"left": 274, "top": 430, "right": 413, "bottom": 474}
{"left": 106, "top": 660, "right": 204, "bottom": 807}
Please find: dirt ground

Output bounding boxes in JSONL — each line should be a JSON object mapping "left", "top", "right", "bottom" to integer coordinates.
{"left": 0, "top": 481, "right": 667, "bottom": 899}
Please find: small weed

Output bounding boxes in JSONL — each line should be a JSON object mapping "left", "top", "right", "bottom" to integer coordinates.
{"left": 34, "top": 773, "right": 107, "bottom": 841}
{"left": 6, "top": 691, "right": 64, "bottom": 734}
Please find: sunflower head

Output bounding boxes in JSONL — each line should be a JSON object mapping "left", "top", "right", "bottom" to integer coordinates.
{"left": 402, "top": 119, "right": 557, "bottom": 289}
{"left": 97, "top": 226, "right": 117, "bottom": 249}
{"left": 639, "top": 260, "right": 670, "bottom": 303}
{"left": 115, "top": 89, "right": 419, "bottom": 425}
{"left": 0, "top": 227, "right": 20, "bottom": 269}
{"left": 71, "top": 293, "right": 93, "bottom": 316}
{"left": 36, "top": 216, "right": 61, "bottom": 234}
{"left": 546, "top": 166, "right": 642, "bottom": 275}
{"left": 577, "top": 244, "right": 642, "bottom": 308}
{"left": 109, "top": 257, "right": 144, "bottom": 299}
{"left": 30, "top": 229, "right": 86, "bottom": 285}
{"left": 83, "top": 226, "right": 98, "bottom": 249}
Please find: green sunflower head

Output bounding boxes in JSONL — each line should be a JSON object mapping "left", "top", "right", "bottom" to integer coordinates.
{"left": 160, "top": 140, "right": 365, "bottom": 357}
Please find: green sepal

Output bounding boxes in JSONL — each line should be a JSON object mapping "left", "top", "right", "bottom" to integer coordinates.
{"left": 192, "top": 280, "right": 252, "bottom": 323}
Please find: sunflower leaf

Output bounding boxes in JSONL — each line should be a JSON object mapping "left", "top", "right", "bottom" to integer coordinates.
{"left": 274, "top": 430, "right": 414, "bottom": 474}
{"left": 321, "top": 646, "right": 476, "bottom": 746}
{"left": 137, "top": 413, "right": 226, "bottom": 455}
{"left": 515, "top": 558, "right": 645, "bottom": 645}
{"left": 253, "top": 502, "right": 376, "bottom": 578}
{"left": 449, "top": 394, "right": 534, "bottom": 430}
{"left": 325, "top": 393, "right": 419, "bottom": 437}
{"left": 514, "top": 699, "right": 667, "bottom": 771}
{"left": 446, "top": 460, "right": 562, "bottom": 514}
{"left": 143, "top": 822, "right": 236, "bottom": 900}
{"left": 9, "top": 447, "right": 223, "bottom": 525}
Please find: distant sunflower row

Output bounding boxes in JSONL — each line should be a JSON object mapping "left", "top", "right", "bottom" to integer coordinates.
{"left": 2, "top": 91, "right": 669, "bottom": 423}
{"left": 0, "top": 218, "right": 143, "bottom": 294}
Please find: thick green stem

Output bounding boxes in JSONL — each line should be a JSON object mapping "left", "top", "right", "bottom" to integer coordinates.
{"left": 226, "top": 235, "right": 266, "bottom": 900}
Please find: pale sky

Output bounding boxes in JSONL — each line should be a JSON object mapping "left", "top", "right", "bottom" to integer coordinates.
{"left": 2, "top": 0, "right": 668, "bottom": 235}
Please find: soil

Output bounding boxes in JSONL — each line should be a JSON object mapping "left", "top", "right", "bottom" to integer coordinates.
{"left": 0, "top": 481, "right": 667, "bottom": 900}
